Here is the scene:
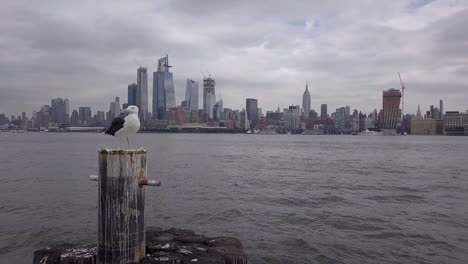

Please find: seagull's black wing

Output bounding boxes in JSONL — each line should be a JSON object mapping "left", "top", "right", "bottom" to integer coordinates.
{"left": 104, "top": 117, "right": 125, "bottom": 136}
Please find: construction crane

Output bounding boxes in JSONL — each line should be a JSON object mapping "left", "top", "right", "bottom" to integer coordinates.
{"left": 398, "top": 72, "right": 405, "bottom": 118}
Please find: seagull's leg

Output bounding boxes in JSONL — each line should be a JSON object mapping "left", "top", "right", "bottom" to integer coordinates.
{"left": 127, "top": 137, "right": 130, "bottom": 149}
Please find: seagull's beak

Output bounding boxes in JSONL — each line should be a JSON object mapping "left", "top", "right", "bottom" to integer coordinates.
{"left": 123, "top": 109, "right": 130, "bottom": 113}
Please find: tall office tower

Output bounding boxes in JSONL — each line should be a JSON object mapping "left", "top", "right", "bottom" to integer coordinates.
{"left": 128, "top": 83, "right": 137, "bottom": 106}
{"left": 416, "top": 104, "right": 422, "bottom": 119}
{"left": 203, "top": 77, "right": 216, "bottom": 120}
{"left": 382, "top": 88, "right": 402, "bottom": 129}
{"left": 246, "top": 98, "right": 258, "bottom": 128}
{"left": 78, "top": 107, "right": 92, "bottom": 124}
{"left": 185, "top": 79, "right": 199, "bottom": 111}
{"left": 64, "top": 99, "right": 70, "bottom": 122}
{"left": 213, "top": 99, "right": 224, "bottom": 121}
{"left": 302, "top": 82, "right": 311, "bottom": 117}
{"left": 153, "top": 55, "right": 175, "bottom": 120}
{"left": 320, "top": 104, "right": 328, "bottom": 119}
{"left": 439, "top": 100, "right": 444, "bottom": 119}
{"left": 109, "top": 97, "right": 121, "bottom": 118}
{"left": 70, "top": 109, "right": 80, "bottom": 126}
{"left": 137, "top": 67, "right": 148, "bottom": 122}
{"left": 51, "top": 98, "right": 69, "bottom": 125}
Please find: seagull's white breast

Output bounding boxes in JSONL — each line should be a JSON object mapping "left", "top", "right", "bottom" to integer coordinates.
{"left": 115, "top": 114, "right": 140, "bottom": 138}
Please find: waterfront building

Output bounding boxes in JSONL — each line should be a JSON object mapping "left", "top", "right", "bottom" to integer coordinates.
{"left": 153, "top": 56, "right": 175, "bottom": 120}
{"left": 203, "top": 77, "right": 216, "bottom": 120}
{"left": 302, "top": 83, "right": 311, "bottom": 117}
{"left": 382, "top": 88, "right": 402, "bottom": 130}
{"left": 240, "top": 109, "right": 249, "bottom": 130}
{"left": 137, "top": 67, "right": 148, "bottom": 122}
{"left": 320, "top": 104, "right": 327, "bottom": 119}
{"left": 284, "top": 105, "right": 301, "bottom": 129}
{"left": 444, "top": 111, "right": 468, "bottom": 136}
{"left": 411, "top": 119, "right": 437, "bottom": 135}
{"left": 246, "top": 98, "right": 258, "bottom": 128}
{"left": 0, "top": 114, "right": 8, "bottom": 126}
{"left": 70, "top": 110, "right": 79, "bottom": 126}
{"left": 439, "top": 100, "right": 444, "bottom": 119}
{"left": 51, "top": 98, "right": 69, "bottom": 125}
{"left": 185, "top": 79, "right": 199, "bottom": 111}
{"left": 335, "top": 107, "right": 348, "bottom": 132}
{"left": 109, "top": 97, "right": 120, "bottom": 118}
{"left": 213, "top": 99, "right": 223, "bottom": 121}
{"left": 127, "top": 83, "right": 137, "bottom": 106}
{"left": 78, "top": 107, "right": 92, "bottom": 125}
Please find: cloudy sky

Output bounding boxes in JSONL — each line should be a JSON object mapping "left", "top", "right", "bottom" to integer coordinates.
{"left": 1, "top": 0, "right": 467, "bottom": 117}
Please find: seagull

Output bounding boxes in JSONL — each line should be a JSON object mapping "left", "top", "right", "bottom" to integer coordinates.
{"left": 104, "top": 105, "right": 140, "bottom": 148}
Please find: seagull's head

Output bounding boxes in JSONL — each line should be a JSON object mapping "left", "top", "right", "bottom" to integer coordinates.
{"left": 123, "top": 105, "right": 139, "bottom": 114}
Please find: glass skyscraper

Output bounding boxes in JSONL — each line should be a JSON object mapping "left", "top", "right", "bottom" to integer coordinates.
{"left": 153, "top": 55, "right": 175, "bottom": 120}
{"left": 185, "top": 79, "right": 199, "bottom": 111}
{"left": 137, "top": 67, "right": 148, "bottom": 122}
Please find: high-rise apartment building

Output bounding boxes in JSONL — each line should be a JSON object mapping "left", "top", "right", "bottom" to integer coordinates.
{"left": 137, "top": 67, "right": 148, "bottom": 122}
{"left": 335, "top": 107, "right": 348, "bottom": 132}
{"left": 302, "top": 83, "right": 311, "bottom": 117}
{"left": 284, "top": 105, "right": 301, "bottom": 129}
{"left": 203, "top": 77, "right": 216, "bottom": 120}
{"left": 153, "top": 55, "right": 175, "bottom": 120}
{"left": 185, "top": 79, "right": 199, "bottom": 111}
{"left": 320, "top": 104, "right": 327, "bottom": 119}
{"left": 128, "top": 83, "right": 137, "bottom": 106}
{"left": 382, "top": 88, "right": 402, "bottom": 129}
{"left": 246, "top": 98, "right": 258, "bottom": 128}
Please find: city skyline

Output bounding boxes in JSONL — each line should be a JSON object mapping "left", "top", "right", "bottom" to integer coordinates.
{"left": 1, "top": 0, "right": 468, "bottom": 117}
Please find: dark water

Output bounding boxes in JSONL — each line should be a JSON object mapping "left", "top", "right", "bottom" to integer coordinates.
{"left": 1, "top": 133, "right": 468, "bottom": 264}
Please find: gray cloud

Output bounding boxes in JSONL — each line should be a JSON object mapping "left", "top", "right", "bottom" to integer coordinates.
{"left": 0, "top": 0, "right": 467, "bottom": 117}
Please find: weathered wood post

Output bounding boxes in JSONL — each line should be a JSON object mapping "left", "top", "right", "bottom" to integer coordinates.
{"left": 90, "top": 149, "right": 160, "bottom": 264}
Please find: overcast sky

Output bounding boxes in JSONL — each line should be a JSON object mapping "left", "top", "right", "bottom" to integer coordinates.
{"left": 1, "top": 0, "right": 467, "bottom": 117}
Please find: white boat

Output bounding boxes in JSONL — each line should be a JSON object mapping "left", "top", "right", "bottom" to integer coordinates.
{"left": 359, "top": 129, "right": 381, "bottom": 136}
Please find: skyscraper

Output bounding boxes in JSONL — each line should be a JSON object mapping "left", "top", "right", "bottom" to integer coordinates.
{"left": 51, "top": 98, "right": 69, "bottom": 125}
{"left": 185, "top": 79, "right": 199, "bottom": 111}
{"left": 382, "top": 88, "right": 402, "bottom": 129}
{"left": 109, "top": 97, "right": 120, "bottom": 118}
{"left": 335, "top": 107, "right": 347, "bottom": 132}
{"left": 416, "top": 104, "right": 422, "bottom": 119}
{"left": 302, "top": 82, "right": 311, "bottom": 117}
{"left": 246, "top": 98, "right": 258, "bottom": 128}
{"left": 78, "top": 107, "right": 92, "bottom": 124}
{"left": 284, "top": 105, "right": 301, "bottom": 129}
{"left": 320, "top": 104, "right": 328, "bottom": 119}
{"left": 203, "top": 77, "right": 216, "bottom": 120}
{"left": 439, "top": 100, "right": 444, "bottom": 119}
{"left": 128, "top": 83, "right": 137, "bottom": 106}
{"left": 213, "top": 99, "right": 223, "bottom": 121}
{"left": 153, "top": 55, "right": 175, "bottom": 120}
{"left": 137, "top": 67, "right": 148, "bottom": 122}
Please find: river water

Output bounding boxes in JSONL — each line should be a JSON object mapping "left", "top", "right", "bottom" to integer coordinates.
{"left": 0, "top": 133, "right": 467, "bottom": 264}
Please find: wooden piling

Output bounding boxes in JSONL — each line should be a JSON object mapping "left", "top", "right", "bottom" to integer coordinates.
{"left": 97, "top": 149, "right": 148, "bottom": 264}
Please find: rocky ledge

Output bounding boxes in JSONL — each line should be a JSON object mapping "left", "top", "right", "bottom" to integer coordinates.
{"left": 33, "top": 227, "right": 247, "bottom": 264}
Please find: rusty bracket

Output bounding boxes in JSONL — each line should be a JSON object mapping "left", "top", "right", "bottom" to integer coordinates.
{"left": 89, "top": 175, "right": 161, "bottom": 187}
